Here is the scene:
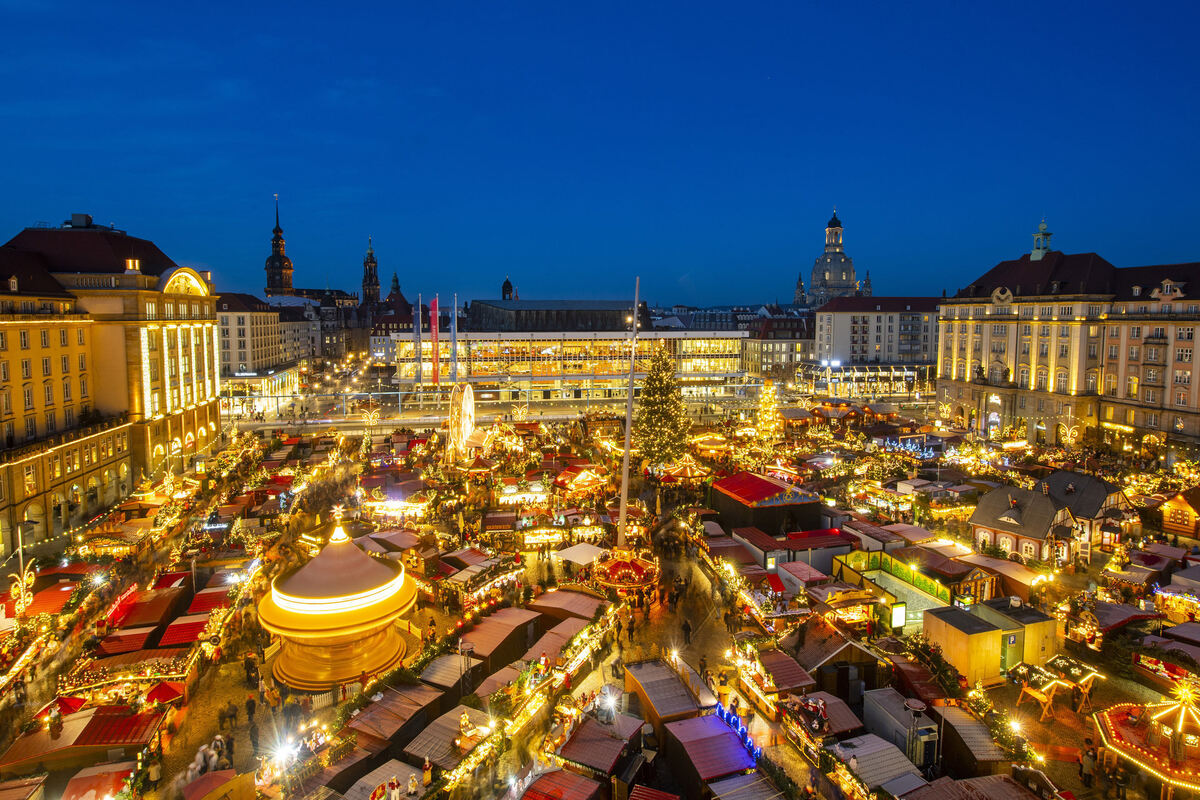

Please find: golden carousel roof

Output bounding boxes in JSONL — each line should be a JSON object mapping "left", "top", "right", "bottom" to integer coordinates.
{"left": 258, "top": 524, "right": 416, "bottom": 638}
{"left": 278, "top": 526, "right": 400, "bottom": 599}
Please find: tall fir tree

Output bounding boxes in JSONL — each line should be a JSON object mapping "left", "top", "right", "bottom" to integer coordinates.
{"left": 633, "top": 347, "right": 690, "bottom": 467}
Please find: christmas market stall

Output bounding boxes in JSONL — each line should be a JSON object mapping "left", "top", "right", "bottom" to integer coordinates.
{"left": 780, "top": 692, "right": 864, "bottom": 763}
{"left": 731, "top": 642, "right": 815, "bottom": 720}
{"left": 0, "top": 705, "right": 165, "bottom": 778}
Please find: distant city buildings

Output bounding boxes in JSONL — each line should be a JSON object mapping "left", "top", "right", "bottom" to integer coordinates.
{"left": 814, "top": 296, "right": 939, "bottom": 365}
{"left": 937, "top": 221, "right": 1200, "bottom": 459}
{"left": 216, "top": 293, "right": 300, "bottom": 414}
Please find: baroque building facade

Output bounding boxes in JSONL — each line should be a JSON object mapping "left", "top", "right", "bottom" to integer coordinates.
{"left": 937, "top": 222, "right": 1200, "bottom": 461}
{"left": 0, "top": 214, "right": 220, "bottom": 552}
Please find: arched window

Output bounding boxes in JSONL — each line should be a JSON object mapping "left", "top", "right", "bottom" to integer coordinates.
{"left": 1056, "top": 372, "right": 1069, "bottom": 393}
{"left": 1036, "top": 371, "right": 1048, "bottom": 391}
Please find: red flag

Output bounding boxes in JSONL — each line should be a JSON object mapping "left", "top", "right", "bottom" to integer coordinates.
{"left": 430, "top": 295, "right": 439, "bottom": 385}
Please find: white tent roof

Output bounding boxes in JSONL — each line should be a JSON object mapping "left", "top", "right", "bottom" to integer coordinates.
{"left": 554, "top": 542, "right": 605, "bottom": 566}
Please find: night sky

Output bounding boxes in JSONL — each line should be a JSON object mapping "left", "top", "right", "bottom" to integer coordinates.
{"left": 2, "top": 2, "right": 1197, "bottom": 307}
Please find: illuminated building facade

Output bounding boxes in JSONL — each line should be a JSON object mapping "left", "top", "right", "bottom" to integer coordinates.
{"left": 0, "top": 252, "right": 134, "bottom": 553}
{"left": 937, "top": 221, "right": 1200, "bottom": 459}
{"left": 216, "top": 293, "right": 300, "bottom": 415}
{"left": 4, "top": 214, "right": 221, "bottom": 480}
{"left": 389, "top": 329, "right": 747, "bottom": 403}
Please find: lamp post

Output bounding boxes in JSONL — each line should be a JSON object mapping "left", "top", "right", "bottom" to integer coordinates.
{"left": 616, "top": 277, "right": 640, "bottom": 549}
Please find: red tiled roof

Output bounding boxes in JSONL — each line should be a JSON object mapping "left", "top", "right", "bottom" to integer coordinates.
{"left": 75, "top": 706, "right": 164, "bottom": 747}
{"left": 665, "top": 715, "right": 755, "bottom": 782}
{"left": 732, "top": 526, "right": 787, "bottom": 553}
{"left": 5, "top": 226, "right": 179, "bottom": 276}
{"left": 759, "top": 649, "right": 815, "bottom": 693}
{"left": 158, "top": 614, "right": 209, "bottom": 647}
{"left": 460, "top": 608, "right": 541, "bottom": 658}
{"left": 558, "top": 714, "right": 641, "bottom": 773}
{"left": 117, "top": 587, "right": 185, "bottom": 628}
{"left": 187, "top": 587, "right": 231, "bottom": 615}
{"left": 705, "top": 537, "right": 755, "bottom": 565}
{"left": 713, "top": 472, "right": 791, "bottom": 505}
{"left": 26, "top": 582, "right": 77, "bottom": 616}
{"left": 783, "top": 530, "right": 856, "bottom": 551}
{"left": 37, "top": 563, "right": 100, "bottom": 578}
{"left": 152, "top": 571, "right": 191, "bottom": 590}
{"left": 97, "top": 626, "right": 157, "bottom": 656}
{"left": 628, "top": 787, "right": 679, "bottom": 800}
{"left": 523, "top": 769, "right": 601, "bottom": 800}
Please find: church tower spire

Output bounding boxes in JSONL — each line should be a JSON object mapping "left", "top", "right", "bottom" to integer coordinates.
{"left": 361, "top": 236, "right": 380, "bottom": 305}
{"left": 264, "top": 194, "right": 294, "bottom": 295}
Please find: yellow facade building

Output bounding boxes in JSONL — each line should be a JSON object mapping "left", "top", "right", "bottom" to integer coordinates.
{"left": 0, "top": 247, "right": 134, "bottom": 554}
{"left": 0, "top": 215, "right": 221, "bottom": 558}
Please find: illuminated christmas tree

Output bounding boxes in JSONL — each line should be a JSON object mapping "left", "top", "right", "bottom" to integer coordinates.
{"left": 756, "top": 379, "right": 783, "bottom": 445}
{"left": 634, "top": 346, "right": 689, "bottom": 467}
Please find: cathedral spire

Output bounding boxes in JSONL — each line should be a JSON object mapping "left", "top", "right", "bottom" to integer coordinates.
{"left": 361, "top": 235, "right": 380, "bottom": 305}
{"left": 265, "top": 194, "right": 293, "bottom": 294}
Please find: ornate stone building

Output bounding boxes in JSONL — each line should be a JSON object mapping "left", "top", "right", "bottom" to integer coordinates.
{"left": 937, "top": 221, "right": 1200, "bottom": 462}
{"left": 804, "top": 212, "right": 870, "bottom": 308}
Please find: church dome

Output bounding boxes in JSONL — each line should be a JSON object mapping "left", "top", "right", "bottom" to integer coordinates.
{"left": 827, "top": 212, "right": 842, "bottom": 229}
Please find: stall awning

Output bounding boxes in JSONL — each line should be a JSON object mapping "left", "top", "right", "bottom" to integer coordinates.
{"left": 766, "top": 574, "right": 786, "bottom": 594}
{"left": 187, "top": 587, "right": 232, "bottom": 615}
{"left": 158, "top": 614, "right": 210, "bottom": 647}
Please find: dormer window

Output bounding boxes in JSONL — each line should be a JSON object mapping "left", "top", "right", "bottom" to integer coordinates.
{"left": 1132, "top": 286, "right": 1142, "bottom": 297}
{"left": 7, "top": 277, "right": 16, "bottom": 292}
{"left": 1164, "top": 281, "right": 1173, "bottom": 293}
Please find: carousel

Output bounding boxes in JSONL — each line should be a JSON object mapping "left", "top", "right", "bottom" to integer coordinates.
{"left": 257, "top": 508, "right": 417, "bottom": 690}
{"left": 1094, "top": 678, "right": 1200, "bottom": 798}
{"left": 593, "top": 278, "right": 660, "bottom": 598}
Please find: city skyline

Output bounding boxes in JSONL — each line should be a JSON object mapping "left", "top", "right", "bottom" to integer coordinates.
{"left": 2, "top": 3, "right": 1198, "bottom": 305}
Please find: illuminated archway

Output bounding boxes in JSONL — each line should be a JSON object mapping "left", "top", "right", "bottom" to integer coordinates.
{"left": 184, "top": 431, "right": 195, "bottom": 449}
{"left": 23, "top": 503, "right": 44, "bottom": 542}
{"left": 159, "top": 267, "right": 210, "bottom": 297}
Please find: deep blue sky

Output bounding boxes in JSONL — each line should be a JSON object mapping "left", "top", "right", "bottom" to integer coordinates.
{"left": 3, "top": 2, "right": 1198, "bottom": 307}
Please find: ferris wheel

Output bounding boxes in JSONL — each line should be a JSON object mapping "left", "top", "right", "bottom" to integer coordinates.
{"left": 448, "top": 383, "right": 475, "bottom": 458}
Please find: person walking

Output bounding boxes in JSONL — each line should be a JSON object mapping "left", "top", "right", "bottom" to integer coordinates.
{"left": 682, "top": 619, "right": 692, "bottom": 645}
{"left": 249, "top": 721, "right": 260, "bottom": 755}
{"left": 627, "top": 618, "right": 636, "bottom": 644}
{"left": 1113, "top": 764, "right": 1129, "bottom": 800}
{"left": 245, "top": 694, "right": 257, "bottom": 724}
{"left": 1079, "top": 741, "right": 1096, "bottom": 787}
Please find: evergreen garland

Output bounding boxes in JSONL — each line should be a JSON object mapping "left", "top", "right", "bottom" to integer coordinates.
{"left": 633, "top": 347, "right": 689, "bottom": 467}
